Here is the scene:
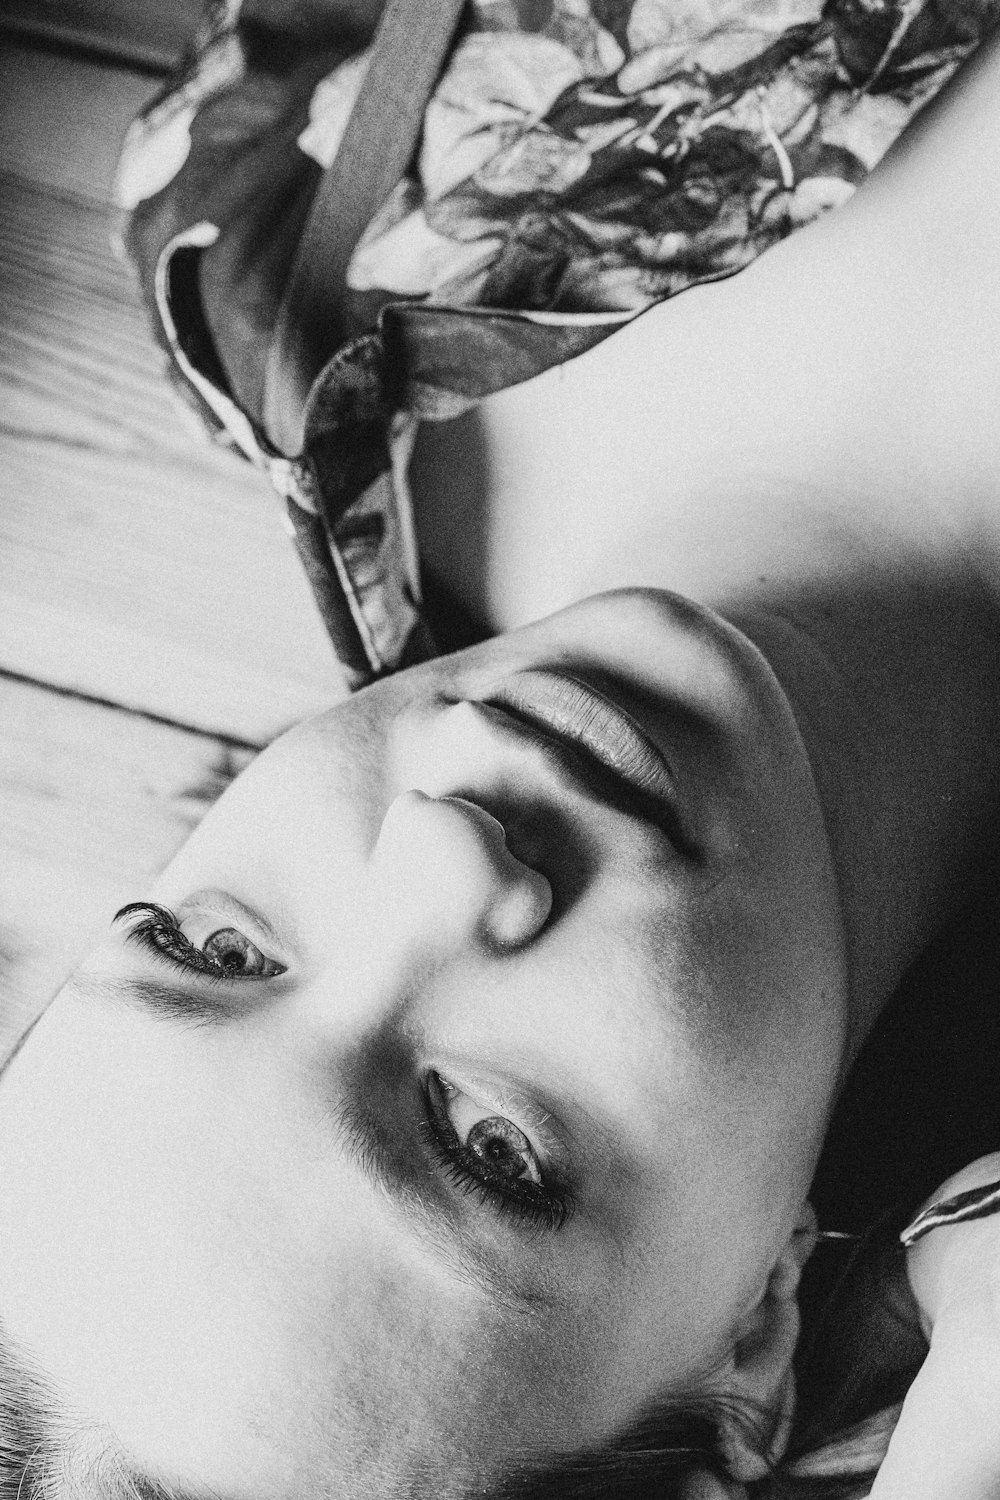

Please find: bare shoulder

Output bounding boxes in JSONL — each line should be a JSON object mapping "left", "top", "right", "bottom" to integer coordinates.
{"left": 412, "top": 28, "right": 1000, "bottom": 630}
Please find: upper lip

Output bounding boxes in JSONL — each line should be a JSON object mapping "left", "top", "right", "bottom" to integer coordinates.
{"left": 467, "top": 669, "right": 694, "bottom": 855}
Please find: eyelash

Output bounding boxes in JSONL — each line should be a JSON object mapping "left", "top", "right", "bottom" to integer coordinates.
{"left": 421, "top": 1076, "right": 570, "bottom": 1232}
{"left": 112, "top": 902, "right": 279, "bottom": 982}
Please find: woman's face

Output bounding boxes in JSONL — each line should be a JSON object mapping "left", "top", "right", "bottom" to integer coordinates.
{"left": 0, "top": 590, "right": 847, "bottom": 1499}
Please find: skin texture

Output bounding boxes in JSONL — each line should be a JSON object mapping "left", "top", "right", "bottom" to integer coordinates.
{"left": 0, "top": 590, "right": 846, "bottom": 1498}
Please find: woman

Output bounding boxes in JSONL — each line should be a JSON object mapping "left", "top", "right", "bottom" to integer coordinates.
{"left": 1, "top": 6, "right": 1000, "bottom": 1499}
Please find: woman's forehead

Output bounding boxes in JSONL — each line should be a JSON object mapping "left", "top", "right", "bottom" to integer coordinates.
{"left": 0, "top": 1008, "right": 591, "bottom": 1496}
{"left": 0, "top": 955, "right": 765, "bottom": 1489}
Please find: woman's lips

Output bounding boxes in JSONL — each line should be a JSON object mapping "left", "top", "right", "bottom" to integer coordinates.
{"left": 468, "top": 669, "right": 694, "bottom": 855}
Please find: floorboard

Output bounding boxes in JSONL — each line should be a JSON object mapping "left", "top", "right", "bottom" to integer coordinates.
{"left": 0, "top": 45, "right": 158, "bottom": 200}
{"left": 0, "top": 0, "right": 199, "bottom": 73}
{"left": 0, "top": 48, "right": 348, "bottom": 742}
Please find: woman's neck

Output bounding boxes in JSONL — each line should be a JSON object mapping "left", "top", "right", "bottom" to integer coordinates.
{"left": 725, "top": 556, "right": 1000, "bottom": 1071}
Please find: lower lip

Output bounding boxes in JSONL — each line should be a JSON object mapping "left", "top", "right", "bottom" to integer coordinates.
{"left": 473, "top": 669, "right": 692, "bottom": 852}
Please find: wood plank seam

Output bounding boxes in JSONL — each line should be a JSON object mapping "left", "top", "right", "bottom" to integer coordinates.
{"left": 0, "top": 19, "right": 175, "bottom": 78}
{"left": 0, "top": 665, "right": 264, "bottom": 754}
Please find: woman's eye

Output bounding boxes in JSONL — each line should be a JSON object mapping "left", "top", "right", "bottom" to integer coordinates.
{"left": 434, "top": 1076, "right": 542, "bottom": 1187}
{"left": 113, "top": 903, "right": 285, "bottom": 980}
{"left": 424, "top": 1073, "right": 570, "bottom": 1230}
{"left": 199, "top": 927, "right": 273, "bottom": 977}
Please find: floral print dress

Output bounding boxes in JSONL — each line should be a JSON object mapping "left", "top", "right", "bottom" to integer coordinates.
{"left": 118, "top": 0, "right": 1000, "bottom": 688}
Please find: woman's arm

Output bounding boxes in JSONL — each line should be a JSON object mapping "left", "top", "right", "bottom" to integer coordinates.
{"left": 871, "top": 1154, "right": 1000, "bottom": 1498}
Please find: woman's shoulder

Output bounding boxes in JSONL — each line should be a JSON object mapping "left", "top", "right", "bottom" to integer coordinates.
{"left": 413, "top": 23, "right": 1000, "bottom": 632}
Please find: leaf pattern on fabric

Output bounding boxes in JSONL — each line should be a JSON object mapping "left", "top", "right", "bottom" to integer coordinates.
{"left": 118, "top": 0, "right": 999, "bottom": 686}
{"left": 294, "top": 0, "right": 999, "bottom": 314}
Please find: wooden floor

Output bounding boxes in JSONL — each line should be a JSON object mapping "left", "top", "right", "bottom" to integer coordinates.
{"left": 0, "top": 17, "right": 347, "bottom": 1050}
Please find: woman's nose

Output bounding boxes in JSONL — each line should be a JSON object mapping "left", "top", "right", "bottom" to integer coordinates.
{"left": 370, "top": 789, "right": 552, "bottom": 954}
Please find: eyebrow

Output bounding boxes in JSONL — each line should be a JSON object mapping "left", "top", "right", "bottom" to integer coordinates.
{"left": 68, "top": 970, "right": 245, "bottom": 1025}
{"left": 334, "top": 1090, "right": 558, "bottom": 1314}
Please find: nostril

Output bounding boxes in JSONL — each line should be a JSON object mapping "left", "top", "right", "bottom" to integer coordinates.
{"left": 482, "top": 860, "right": 552, "bottom": 950}
{"left": 439, "top": 797, "right": 553, "bottom": 947}
{"left": 374, "top": 790, "right": 553, "bottom": 951}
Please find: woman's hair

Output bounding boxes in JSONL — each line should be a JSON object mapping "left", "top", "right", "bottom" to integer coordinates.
{"left": 0, "top": 1322, "right": 895, "bottom": 1500}
{"left": 491, "top": 1397, "right": 750, "bottom": 1498}
{"left": 0, "top": 1321, "right": 192, "bottom": 1500}
{"left": 487, "top": 1399, "right": 897, "bottom": 1499}
{"left": 0, "top": 1333, "right": 733, "bottom": 1500}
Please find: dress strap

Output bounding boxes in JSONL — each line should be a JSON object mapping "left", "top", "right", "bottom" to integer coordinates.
{"left": 263, "top": 0, "right": 466, "bottom": 454}
{"left": 900, "top": 1177, "right": 1000, "bottom": 1248}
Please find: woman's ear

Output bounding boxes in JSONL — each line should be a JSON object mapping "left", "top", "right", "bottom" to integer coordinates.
{"left": 715, "top": 1202, "right": 818, "bottom": 1483}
